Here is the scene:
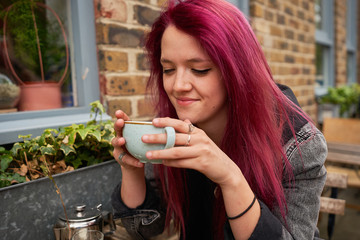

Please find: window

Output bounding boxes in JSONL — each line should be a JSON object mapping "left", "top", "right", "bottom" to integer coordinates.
{"left": 315, "top": 0, "right": 334, "bottom": 96}
{"left": 226, "top": 0, "right": 249, "bottom": 16}
{"left": 0, "top": 0, "right": 102, "bottom": 145}
{"left": 346, "top": 0, "right": 358, "bottom": 84}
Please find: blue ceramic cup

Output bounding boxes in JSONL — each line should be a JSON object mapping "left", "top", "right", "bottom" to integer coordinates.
{"left": 123, "top": 121, "right": 176, "bottom": 164}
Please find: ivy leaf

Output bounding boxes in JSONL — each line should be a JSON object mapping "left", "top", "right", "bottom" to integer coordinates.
{"left": 60, "top": 143, "right": 76, "bottom": 156}
{"left": 0, "top": 154, "right": 13, "bottom": 172}
{"left": 76, "top": 128, "right": 89, "bottom": 140}
{"left": 40, "top": 145, "right": 56, "bottom": 155}
{"left": 88, "top": 131, "right": 101, "bottom": 142}
{"left": 10, "top": 143, "right": 23, "bottom": 156}
{"left": 71, "top": 157, "right": 83, "bottom": 169}
{"left": 0, "top": 147, "right": 6, "bottom": 153}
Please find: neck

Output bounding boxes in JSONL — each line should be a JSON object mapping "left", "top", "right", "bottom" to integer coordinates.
{"left": 197, "top": 109, "right": 228, "bottom": 147}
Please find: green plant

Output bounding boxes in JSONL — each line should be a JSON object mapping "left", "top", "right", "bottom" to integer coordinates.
{"left": 0, "top": 101, "right": 115, "bottom": 188}
{"left": 319, "top": 84, "right": 360, "bottom": 117}
{"left": 1, "top": 0, "right": 68, "bottom": 83}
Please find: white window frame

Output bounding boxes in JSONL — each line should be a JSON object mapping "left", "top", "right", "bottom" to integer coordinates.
{"left": 0, "top": 0, "right": 105, "bottom": 145}
{"left": 346, "top": 0, "right": 358, "bottom": 84}
{"left": 315, "top": 0, "right": 335, "bottom": 96}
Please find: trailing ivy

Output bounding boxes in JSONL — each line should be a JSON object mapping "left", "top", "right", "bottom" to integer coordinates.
{"left": 0, "top": 101, "right": 114, "bottom": 188}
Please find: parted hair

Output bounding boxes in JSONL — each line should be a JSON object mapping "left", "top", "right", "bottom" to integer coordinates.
{"left": 145, "top": 0, "right": 308, "bottom": 238}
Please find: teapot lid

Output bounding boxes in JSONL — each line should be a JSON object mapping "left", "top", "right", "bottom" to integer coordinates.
{"left": 59, "top": 204, "right": 101, "bottom": 223}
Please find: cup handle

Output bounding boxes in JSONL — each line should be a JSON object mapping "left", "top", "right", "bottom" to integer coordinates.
{"left": 164, "top": 127, "right": 176, "bottom": 149}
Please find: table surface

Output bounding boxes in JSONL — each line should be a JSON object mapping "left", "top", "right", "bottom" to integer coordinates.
{"left": 326, "top": 142, "right": 360, "bottom": 166}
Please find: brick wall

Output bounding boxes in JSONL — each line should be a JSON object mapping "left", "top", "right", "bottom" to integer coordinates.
{"left": 93, "top": 0, "right": 359, "bottom": 122}
{"left": 250, "top": 0, "right": 317, "bottom": 120}
{"left": 334, "top": 0, "right": 347, "bottom": 86}
{"left": 94, "top": 0, "right": 163, "bottom": 120}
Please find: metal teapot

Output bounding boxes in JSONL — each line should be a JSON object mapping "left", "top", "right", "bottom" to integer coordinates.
{"left": 53, "top": 204, "right": 116, "bottom": 240}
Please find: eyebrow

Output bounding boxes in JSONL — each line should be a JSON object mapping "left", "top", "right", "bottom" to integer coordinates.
{"left": 160, "top": 58, "right": 212, "bottom": 64}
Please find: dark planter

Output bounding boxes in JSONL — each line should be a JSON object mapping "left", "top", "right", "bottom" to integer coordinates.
{"left": 0, "top": 160, "right": 122, "bottom": 240}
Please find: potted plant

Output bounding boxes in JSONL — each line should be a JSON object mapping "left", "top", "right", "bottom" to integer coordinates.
{"left": 317, "top": 84, "right": 360, "bottom": 123}
{"left": 0, "top": 101, "right": 122, "bottom": 239}
{"left": 1, "top": 0, "right": 69, "bottom": 111}
{"left": 0, "top": 73, "right": 20, "bottom": 110}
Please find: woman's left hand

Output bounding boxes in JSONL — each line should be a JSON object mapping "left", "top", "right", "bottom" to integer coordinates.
{"left": 142, "top": 117, "right": 241, "bottom": 186}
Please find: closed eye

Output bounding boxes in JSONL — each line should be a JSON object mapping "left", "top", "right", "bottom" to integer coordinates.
{"left": 192, "top": 68, "right": 211, "bottom": 75}
{"left": 163, "top": 69, "right": 175, "bottom": 74}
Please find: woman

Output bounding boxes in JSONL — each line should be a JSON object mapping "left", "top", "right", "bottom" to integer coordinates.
{"left": 111, "top": 0, "right": 327, "bottom": 239}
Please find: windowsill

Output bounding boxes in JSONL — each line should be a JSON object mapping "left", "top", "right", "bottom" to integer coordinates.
{"left": 0, "top": 112, "right": 112, "bottom": 145}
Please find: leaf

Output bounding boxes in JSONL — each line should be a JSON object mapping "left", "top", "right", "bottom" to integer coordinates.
{"left": 60, "top": 143, "right": 76, "bottom": 156}
{"left": 88, "top": 131, "right": 101, "bottom": 142}
{"left": 0, "top": 154, "right": 13, "bottom": 172}
{"left": 76, "top": 128, "right": 89, "bottom": 140}
{"left": 0, "top": 147, "right": 5, "bottom": 153}
{"left": 10, "top": 143, "right": 23, "bottom": 156}
{"left": 40, "top": 145, "right": 56, "bottom": 155}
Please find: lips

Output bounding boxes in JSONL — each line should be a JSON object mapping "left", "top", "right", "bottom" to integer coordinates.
{"left": 175, "top": 97, "right": 198, "bottom": 106}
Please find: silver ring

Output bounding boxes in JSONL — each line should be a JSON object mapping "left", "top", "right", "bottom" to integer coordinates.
{"left": 188, "top": 123, "right": 194, "bottom": 133}
{"left": 118, "top": 152, "right": 127, "bottom": 166}
{"left": 185, "top": 134, "right": 191, "bottom": 146}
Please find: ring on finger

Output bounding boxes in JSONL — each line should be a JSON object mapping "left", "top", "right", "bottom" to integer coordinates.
{"left": 118, "top": 152, "right": 127, "bottom": 166}
{"left": 185, "top": 134, "right": 191, "bottom": 146}
{"left": 188, "top": 123, "right": 195, "bottom": 133}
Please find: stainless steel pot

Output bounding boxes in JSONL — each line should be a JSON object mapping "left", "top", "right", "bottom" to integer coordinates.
{"left": 53, "top": 204, "right": 115, "bottom": 240}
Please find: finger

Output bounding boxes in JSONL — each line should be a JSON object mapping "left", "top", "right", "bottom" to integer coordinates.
{"left": 153, "top": 118, "right": 195, "bottom": 134}
{"left": 116, "top": 152, "right": 144, "bottom": 168}
{"left": 146, "top": 146, "right": 197, "bottom": 160}
{"left": 111, "top": 136, "right": 125, "bottom": 147}
{"left": 115, "top": 110, "right": 130, "bottom": 121}
{"left": 142, "top": 133, "right": 191, "bottom": 146}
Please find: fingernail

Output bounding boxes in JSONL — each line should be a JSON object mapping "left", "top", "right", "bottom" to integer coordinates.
{"left": 146, "top": 152, "right": 152, "bottom": 158}
{"left": 142, "top": 135, "right": 149, "bottom": 141}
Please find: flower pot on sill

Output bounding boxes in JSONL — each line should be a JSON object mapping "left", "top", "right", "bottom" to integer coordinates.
{"left": 18, "top": 82, "right": 62, "bottom": 111}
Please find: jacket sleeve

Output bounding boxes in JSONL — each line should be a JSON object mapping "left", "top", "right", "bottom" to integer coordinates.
{"left": 111, "top": 176, "right": 166, "bottom": 240}
{"left": 247, "top": 123, "right": 327, "bottom": 240}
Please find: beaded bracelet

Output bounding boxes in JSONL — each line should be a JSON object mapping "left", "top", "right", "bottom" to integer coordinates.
{"left": 227, "top": 195, "right": 257, "bottom": 220}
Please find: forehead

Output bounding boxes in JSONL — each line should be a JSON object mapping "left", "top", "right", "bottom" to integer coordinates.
{"left": 161, "top": 25, "right": 210, "bottom": 60}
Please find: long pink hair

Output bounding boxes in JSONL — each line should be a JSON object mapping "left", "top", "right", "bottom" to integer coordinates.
{"left": 145, "top": 0, "right": 309, "bottom": 238}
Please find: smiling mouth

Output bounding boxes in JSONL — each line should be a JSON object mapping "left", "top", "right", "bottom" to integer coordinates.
{"left": 175, "top": 97, "right": 198, "bottom": 106}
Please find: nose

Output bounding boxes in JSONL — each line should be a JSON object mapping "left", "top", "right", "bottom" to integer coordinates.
{"left": 173, "top": 69, "right": 192, "bottom": 92}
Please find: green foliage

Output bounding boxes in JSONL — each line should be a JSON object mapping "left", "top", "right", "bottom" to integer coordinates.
{"left": 1, "top": 0, "right": 67, "bottom": 82}
{"left": 0, "top": 101, "right": 115, "bottom": 188}
{"left": 319, "top": 84, "right": 360, "bottom": 117}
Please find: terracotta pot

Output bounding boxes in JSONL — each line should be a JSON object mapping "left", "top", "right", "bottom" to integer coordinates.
{"left": 19, "top": 82, "right": 62, "bottom": 111}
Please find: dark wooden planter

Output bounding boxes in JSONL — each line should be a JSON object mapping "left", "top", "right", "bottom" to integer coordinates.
{"left": 0, "top": 160, "right": 121, "bottom": 240}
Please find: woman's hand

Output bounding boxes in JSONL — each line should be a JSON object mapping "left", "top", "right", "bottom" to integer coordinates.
{"left": 112, "top": 110, "right": 144, "bottom": 169}
{"left": 142, "top": 117, "right": 241, "bottom": 187}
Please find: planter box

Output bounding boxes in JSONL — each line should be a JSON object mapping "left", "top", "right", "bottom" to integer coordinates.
{"left": 317, "top": 103, "right": 340, "bottom": 124}
{"left": 0, "top": 160, "right": 122, "bottom": 240}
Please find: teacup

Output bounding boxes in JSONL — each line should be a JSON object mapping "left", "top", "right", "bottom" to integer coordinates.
{"left": 122, "top": 121, "right": 176, "bottom": 164}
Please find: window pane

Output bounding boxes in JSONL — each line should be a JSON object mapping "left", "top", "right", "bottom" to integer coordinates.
{"left": 347, "top": 52, "right": 355, "bottom": 83}
{"left": 315, "top": 44, "right": 324, "bottom": 87}
{"left": 315, "top": 0, "right": 323, "bottom": 30}
{"left": 0, "top": 0, "right": 74, "bottom": 113}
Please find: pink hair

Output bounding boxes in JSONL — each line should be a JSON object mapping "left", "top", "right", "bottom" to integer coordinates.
{"left": 146, "top": 0, "right": 310, "bottom": 238}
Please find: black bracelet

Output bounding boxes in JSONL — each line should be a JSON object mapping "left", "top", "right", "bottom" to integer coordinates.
{"left": 227, "top": 195, "right": 257, "bottom": 220}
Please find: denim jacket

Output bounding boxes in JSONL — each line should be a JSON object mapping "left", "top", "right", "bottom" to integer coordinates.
{"left": 111, "top": 86, "right": 328, "bottom": 239}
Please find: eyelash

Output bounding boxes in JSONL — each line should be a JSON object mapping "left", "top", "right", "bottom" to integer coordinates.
{"left": 162, "top": 68, "right": 211, "bottom": 75}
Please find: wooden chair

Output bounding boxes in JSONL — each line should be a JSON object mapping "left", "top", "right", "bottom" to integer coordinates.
{"left": 320, "top": 117, "right": 360, "bottom": 239}
{"left": 320, "top": 171, "right": 348, "bottom": 240}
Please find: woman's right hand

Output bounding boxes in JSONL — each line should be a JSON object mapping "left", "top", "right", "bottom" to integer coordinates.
{"left": 112, "top": 110, "right": 145, "bottom": 169}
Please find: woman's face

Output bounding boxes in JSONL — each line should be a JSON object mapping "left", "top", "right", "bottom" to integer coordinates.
{"left": 161, "top": 25, "right": 228, "bottom": 127}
